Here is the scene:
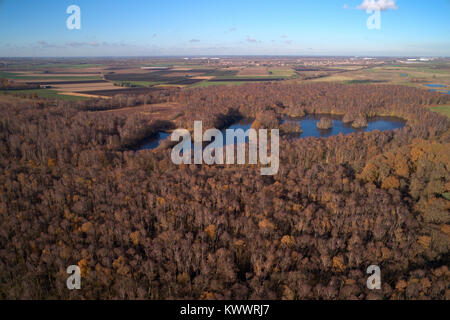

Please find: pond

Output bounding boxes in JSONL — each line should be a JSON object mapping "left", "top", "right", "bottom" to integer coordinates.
{"left": 138, "top": 132, "right": 170, "bottom": 150}
{"left": 136, "top": 119, "right": 255, "bottom": 151}
{"left": 136, "top": 115, "right": 406, "bottom": 151}
{"left": 281, "top": 115, "right": 406, "bottom": 139}
{"left": 425, "top": 84, "right": 447, "bottom": 88}
{"left": 223, "top": 118, "right": 254, "bottom": 145}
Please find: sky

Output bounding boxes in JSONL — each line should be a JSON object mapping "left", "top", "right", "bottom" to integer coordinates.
{"left": 0, "top": 0, "right": 449, "bottom": 57}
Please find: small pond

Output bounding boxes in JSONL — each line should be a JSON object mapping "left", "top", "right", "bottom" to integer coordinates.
{"left": 138, "top": 132, "right": 170, "bottom": 151}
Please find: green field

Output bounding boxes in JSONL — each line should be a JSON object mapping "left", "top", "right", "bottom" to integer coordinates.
{"left": 0, "top": 89, "right": 89, "bottom": 101}
{"left": 0, "top": 72, "right": 102, "bottom": 81}
{"left": 430, "top": 105, "right": 450, "bottom": 118}
{"left": 3, "top": 63, "right": 104, "bottom": 70}
{"left": 268, "top": 68, "right": 296, "bottom": 77}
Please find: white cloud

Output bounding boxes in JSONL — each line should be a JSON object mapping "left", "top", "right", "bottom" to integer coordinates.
{"left": 357, "top": 0, "right": 398, "bottom": 11}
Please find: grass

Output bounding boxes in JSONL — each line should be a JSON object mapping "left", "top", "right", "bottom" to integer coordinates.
{"left": 430, "top": 105, "right": 450, "bottom": 118}
{"left": 268, "top": 68, "right": 296, "bottom": 77}
{"left": 0, "top": 89, "right": 90, "bottom": 101}
{"left": 342, "top": 80, "right": 387, "bottom": 84}
{"left": 0, "top": 72, "right": 102, "bottom": 81}
{"left": 7, "top": 63, "right": 104, "bottom": 70}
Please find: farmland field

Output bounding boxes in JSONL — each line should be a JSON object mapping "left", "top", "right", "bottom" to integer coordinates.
{"left": 191, "top": 81, "right": 253, "bottom": 87}
{"left": 268, "top": 68, "right": 296, "bottom": 77}
{"left": 430, "top": 105, "right": 450, "bottom": 117}
{"left": 313, "top": 62, "right": 450, "bottom": 90}
{"left": 237, "top": 67, "right": 270, "bottom": 76}
{"left": 0, "top": 89, "right": 90, "bottom": 101}
{"left": 0, "top": 72, "right": 102, "bottom": 81}
{"left": 2, "top": 59, "right": 450, "bottom": 99}
{"left": 78, "top": 87, "right": 170, "bottom": 96}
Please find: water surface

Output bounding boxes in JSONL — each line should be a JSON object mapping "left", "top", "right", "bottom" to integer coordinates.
{"left": 136, "top": 115, "right": 406, "bottom": 150}
{"left": 138, "top": 132, "right": 170, "bottom": 150}
{"left": 282, "top": 115, "right": 406, "bottom": 139}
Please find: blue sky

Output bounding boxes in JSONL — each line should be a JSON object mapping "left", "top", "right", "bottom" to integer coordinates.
{"left": 0, "top": 0, "right": 449, "bottom": 57}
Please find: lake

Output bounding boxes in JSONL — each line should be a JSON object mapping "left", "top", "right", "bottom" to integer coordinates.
{"left": 136, "top": 115, "right": 406, "bottom": 150}
{"left": 425, "top": 84, "right": 447, "bottom": 88}
{"left": 281, "top": 115, "right": 406, "bottom": 139}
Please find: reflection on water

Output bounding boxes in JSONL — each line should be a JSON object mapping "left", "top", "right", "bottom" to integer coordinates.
{"left": 138, "top": 132, "right": 170, "bottom": 150}
{"left": 223, "top": 118, "right": 254, "bottom": 145}
{"left": 282, "top": 115, "right": 406, "bottom": 139}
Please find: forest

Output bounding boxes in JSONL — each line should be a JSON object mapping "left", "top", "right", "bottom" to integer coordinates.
{"left": 0, "top": 83, "right": 449, "bottom": 299}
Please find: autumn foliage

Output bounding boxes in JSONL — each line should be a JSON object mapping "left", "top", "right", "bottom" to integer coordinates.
{"left": 0, "top": 83, "right": 449, "bottom": 300}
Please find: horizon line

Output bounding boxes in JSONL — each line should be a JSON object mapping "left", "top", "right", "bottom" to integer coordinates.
{"left": 0, "top": 55, "right": 449, "bottom": 59}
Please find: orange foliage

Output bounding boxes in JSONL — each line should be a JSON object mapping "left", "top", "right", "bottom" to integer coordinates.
{"left": 381, "top": 176, "right": 400, "bottom": 190}
{"left": 77, "top": 259, "right": 89, "bottom": 277}
{"left": 332, "top": 256, "right": 346, "bottom": 273}
{"left": 205, "top": 225, "right": 216, "bottom": 239}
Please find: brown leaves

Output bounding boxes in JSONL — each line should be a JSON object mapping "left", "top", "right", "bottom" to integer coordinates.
{"left": 332, "top": 256, "right": 346, "bottom": 273}
{"left": 381, "top": 176, "right": 400, "bottom": 190}
{"left": 130, "top": 231, "right": 141, "bottom": 246}
{"left": 258, "top": 218, "right": 275, "bottom": 231}
{"left": 112, "top": 256, "right": 130, "bottom": 276}
{"left": 440, "top": 224, "right": 450, "bottom": 236}
{"left": 177, "top": 272, "right": 190, "bottom": 285}
{"left": 358, "top": 163, "right": 379, "bottom": 183}
{"left": 81, "top": 221, "right": 94, "bottom": 234}
{"left": 418, "top": 236, "right": 432, "bottom": 248}
{"left": 281, "top": 235, "right": 294, "bottom": 247}
{"left": 205, "top": 225, "right": 216, "bottom": 239}
{"left": 1, "top": 82, "right": 449, "bottom": 299}
{"left": 77, "top": 259, "right": 90, "bottom": 278}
